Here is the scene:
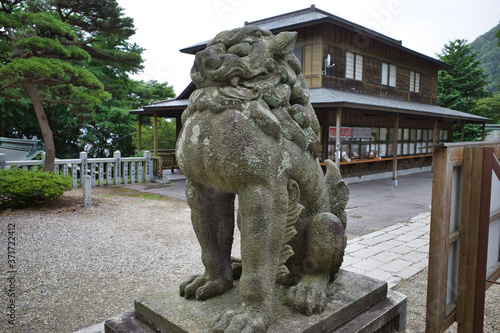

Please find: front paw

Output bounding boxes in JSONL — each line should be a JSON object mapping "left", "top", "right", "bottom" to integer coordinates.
{"left": 286, "top": 276, "right": 329, "bottom": 316}
{"left": 214, "top": 310, "right": 266, "bottom": 333}
{"left": 179, "top": 275, "right": 232, "bottom": 300}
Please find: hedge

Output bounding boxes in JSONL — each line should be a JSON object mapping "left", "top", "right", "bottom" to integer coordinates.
{"left": 0, "top": 169, "right": 72, "bottom": 209}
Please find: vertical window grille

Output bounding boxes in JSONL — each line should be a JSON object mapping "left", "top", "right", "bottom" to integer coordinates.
{"left": 346, "top": 51, "right": 363, "bottom": 81}
{"left": 382, "top": 62, "right": 397, "bottom": 87}
{"left": 389, "top": 64, "right": 397, "bottom": 87}
{"left": 410, "top": 71, "right": 420, "bottom": 93}
{"left": 346, "top": 52, "right": 354, "bottom": 79}
{"left": 355, "top": 54, "right": 363, "bottom": 81}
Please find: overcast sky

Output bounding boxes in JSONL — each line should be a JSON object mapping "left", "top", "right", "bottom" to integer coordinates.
{"left": 117, "top": 0, "right": 500, "bottom": 96}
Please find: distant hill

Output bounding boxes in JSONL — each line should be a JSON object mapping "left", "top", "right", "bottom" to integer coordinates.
{"left": 469, "top": 22, "right": 500, "bottom": 94}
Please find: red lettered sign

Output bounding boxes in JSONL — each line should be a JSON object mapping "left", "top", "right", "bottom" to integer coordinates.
{"left": 329, "top": 127, "right": 352, "bottom": 139}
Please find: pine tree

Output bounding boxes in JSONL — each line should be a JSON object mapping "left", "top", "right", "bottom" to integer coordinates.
{"left": 0, "top": 0, "right": 143, "bottom": 171}
{"left": 437, "top": 39, "right": 490, "bottom": 112}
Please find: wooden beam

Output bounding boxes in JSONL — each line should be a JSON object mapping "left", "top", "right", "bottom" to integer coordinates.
{"left": 138, "top": 115, "right": 142, "bottom": 152}
{"left": 473, "top": 147, "right": 494, "bottom": 333}
{"left": 392, "top": 114, "right": 399, "bottom": 186}
{"left": 461, "top": 122, "right": 465, "bottom": 142}
{"left": 153, "top": 111, "right": 158, "bottom": 156}
{"left": 457, "top": 147, "right": 484, "bottom": 332}
{"left": 335, "top": 107, "right": 342, "bottom": 167}
{"left": 426, "top": 147, "right": 453, "bottom": 333}
{"left": 321, "top": 111, "right": 329, "bottom": 163}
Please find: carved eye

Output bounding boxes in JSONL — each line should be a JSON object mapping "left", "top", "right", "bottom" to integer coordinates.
{"left": 254, "top": 30, "right": 262, "bottom": 38}
{"left": 228, "top": 43, "right": 252, "bottom": 57}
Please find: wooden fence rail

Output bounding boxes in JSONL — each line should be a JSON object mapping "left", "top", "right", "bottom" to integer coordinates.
{"left": 425, "top": 142, "right": 500, "bottom": 333}
{"left": 0, "top": 150, "right": 154, "bottom": 188}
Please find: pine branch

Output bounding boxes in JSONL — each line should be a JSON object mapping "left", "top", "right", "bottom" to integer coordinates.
{"left": 0, "top": 78, "right": 23, "bottom": 91}
{"left": 40, "top": 98, "right": 83, "bottom": 105}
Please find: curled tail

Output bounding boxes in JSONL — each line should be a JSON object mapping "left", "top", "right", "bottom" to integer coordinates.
{"left": 324, "top": 159, "right": 349, "bottom": 230}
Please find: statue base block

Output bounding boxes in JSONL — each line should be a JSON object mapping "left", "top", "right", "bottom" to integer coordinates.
{"left": 105, "top": 270, "right": 406, "bottom": 333}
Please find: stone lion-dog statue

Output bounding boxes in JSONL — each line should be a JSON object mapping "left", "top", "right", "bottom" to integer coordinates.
{"left": 176, "top": 25, "right": 349, "bottom": 332}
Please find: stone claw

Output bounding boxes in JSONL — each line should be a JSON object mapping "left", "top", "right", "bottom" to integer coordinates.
{"left": 179, "top": 275, "right": 233, "bottom": 300}
{"left": 287, "top": 277, "right": 328, "bottom": 316}
{"left": 214, "top": 310, "right": 266, "bottom": 333}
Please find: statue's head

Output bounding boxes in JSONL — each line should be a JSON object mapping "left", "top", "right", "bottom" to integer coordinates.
{"left": 190, "top": 25, "right": 298, "bottom": 88}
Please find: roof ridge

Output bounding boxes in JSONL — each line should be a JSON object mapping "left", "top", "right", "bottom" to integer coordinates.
{"left": 244, "top": 5, "right": 322, "bottom": 25}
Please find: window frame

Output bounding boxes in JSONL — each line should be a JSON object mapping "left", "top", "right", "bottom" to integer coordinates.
{"left": 346, "top": 51, "right": 363, "bottom": 81}
{"left": 409, "top": 71, "right": 420, "bottom": 93}
{"left": 381, "top": 62, "right": 397, "bottom": 87}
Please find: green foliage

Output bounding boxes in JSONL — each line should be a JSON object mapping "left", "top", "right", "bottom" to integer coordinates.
{"left": 0, "top": 169, "right": 72, "bottom": 209}
{"left": 0, "top": 0, "right": 150, "bottom": 168}
{"left": 452, "top": 123, "right": 484, "bottom": 142}
{"left": 473, "top": 93, "right": 500, "bottom": 123}
{"left": 129, "top": 80, "right": 175, "bottom": 109}
{"left": 469, "top": 23, "right": 500, "bottom": 94}
{"left": 0, "top": 1, "right": 177, "bottom": 161}
{"left": 132, "top": 118, "right": 177, "bottom": 151}
{"left": 81, "top": 105, "right": 136, "bottom": 157}
{"left": 437, "top": 39, "right": 490, "bottom": 112}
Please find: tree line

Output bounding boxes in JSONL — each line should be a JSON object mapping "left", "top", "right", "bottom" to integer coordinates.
{"left": 437, "top": 32, "right": 500, "bottom": 141}
{"left": 0, "top": 0, "right": 174, "bottom": 171}
{"left": 1, "top": 1, "right": 499, "bottom": 172}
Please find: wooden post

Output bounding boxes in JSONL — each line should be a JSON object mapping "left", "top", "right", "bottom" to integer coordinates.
{"left": 321, "top": 112, "right": 329, "bottom": 163}
{"left": 335, "top": 107, "right": 342, "bottom": 167}
{"left": 426, "top": 147, "right": 453, "bottom": 333}
{"left": 153, "top": 112, "right": 158, "bottom": 156}
{"left": 433, "top": 119, "right": 438, "bottom": 148}
{"left": 138, "top": 115, "right": 142, "bottom": 152}
{"left": 392, "top": 114, "right": 400, "bottom": 186}
{"left": 176, "top": 114, "right": 182, "bottom": 140}
{"left": 481, "top": 123, "right": 486, "bottom": 141}
{"left": 460, "top": 122, "right": 465, "bottom": 142}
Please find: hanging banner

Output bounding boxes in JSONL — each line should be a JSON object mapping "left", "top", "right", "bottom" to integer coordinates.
{"left": 329, "top": 127, "right": 352, "bottom": 139}
{"left": 352, "top": 127, "right": 373, "bottom": 139}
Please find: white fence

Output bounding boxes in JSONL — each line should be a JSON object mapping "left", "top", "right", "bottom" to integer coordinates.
{"left": 0, "top": 151, "right": 154, "bottom": 188}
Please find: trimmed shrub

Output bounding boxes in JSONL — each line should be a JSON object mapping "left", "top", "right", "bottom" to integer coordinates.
{"left": 0, "top": 169, "right": 72, "bottom": 209}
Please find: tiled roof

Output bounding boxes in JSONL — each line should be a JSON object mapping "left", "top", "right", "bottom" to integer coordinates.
{"left": 131, "top": 87, "right": 489, "bottom": 123}
{"left": 309, "top": 88, "right": 488, "bottom": 122}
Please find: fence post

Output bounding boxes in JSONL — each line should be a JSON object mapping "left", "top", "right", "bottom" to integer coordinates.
{"left": 72, "top": 164, "right": 78, "bottom": 188}
{"left": 124, "top": 162, "right": 129, "bottom": 185}
{"left": 131, "top": 162, "right": 136, "bottom": 184}
{"left": 83, "top": 175, "right": 92, "bottom": 208}
{"left": 113, "top": 151, "right": 121, "bottom": 185}
{"left": 0, "top": 153, "right": 5, "bottom": 169}
{"left": 144, "top": 150, "right": 152, "bottom": 183}
{"left": 80, "top": 152, "right": 88, "bottom": 187}
{"left": 90, "top": 163, "right": 96, "bottom": 187}
{"left": 137, "top": 161, "right": 143, "bottom": 183}
{"left": 98, "top": 162, "right": 104, "bottom": 186}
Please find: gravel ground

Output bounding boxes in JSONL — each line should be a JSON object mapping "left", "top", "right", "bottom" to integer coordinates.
{"left": 1, "top": 187, "right": 498, "bottom": 332}
{"left": 0, "top": 187, "right": 243, "bottom": 333}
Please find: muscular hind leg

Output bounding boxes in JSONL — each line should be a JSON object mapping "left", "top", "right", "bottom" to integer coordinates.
{"left": 180, "top": 180, "right": 236, "bottom": 300}
{"left": 287, "top": 212, "right": 346, "bottom": 315}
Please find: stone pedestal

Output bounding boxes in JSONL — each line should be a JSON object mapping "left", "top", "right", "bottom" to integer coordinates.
{"left": 105, "top": 270, "right": 406, "bottom": 333}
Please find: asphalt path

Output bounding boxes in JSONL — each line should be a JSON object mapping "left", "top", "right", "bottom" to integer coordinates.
{"left": 123, "top": 171, "right": 433, "bottom": 238}
{"left": 345, "top": 172, "right": 432, "bottom": 237}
